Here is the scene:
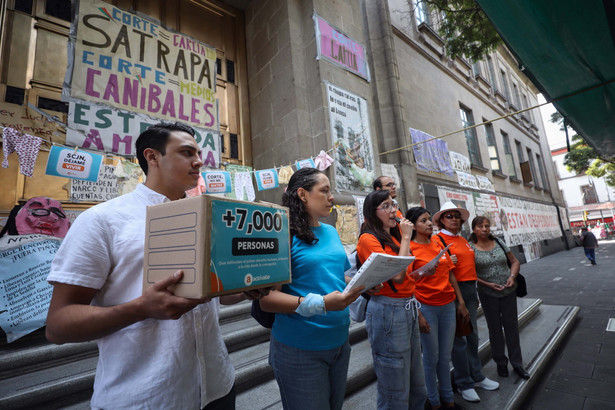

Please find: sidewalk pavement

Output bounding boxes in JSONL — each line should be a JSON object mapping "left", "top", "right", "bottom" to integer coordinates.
{"left": 521, "top": 239, "right": 615, "bottom": 410}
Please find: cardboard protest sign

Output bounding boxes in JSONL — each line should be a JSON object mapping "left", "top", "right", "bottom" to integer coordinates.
{"left": 45, "top": 145, "right": 103, "bottom": 182}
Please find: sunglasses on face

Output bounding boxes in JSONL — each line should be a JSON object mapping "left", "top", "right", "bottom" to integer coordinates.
{"left": 28, "top": 207, "right": 66, "bottom": 218}
{"left": 443, "top": 214, "right": 461, "bottom": 220}
{"left": 377, "top": 203, "right": 398, "bottom": 212}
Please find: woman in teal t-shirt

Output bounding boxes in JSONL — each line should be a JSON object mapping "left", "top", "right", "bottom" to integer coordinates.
{"left": 259, "top": 168, "right": 363, "bottom": 410}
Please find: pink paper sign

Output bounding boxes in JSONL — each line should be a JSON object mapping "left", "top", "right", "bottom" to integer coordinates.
{"left": 315, "top": 14, "right": 370, "bottom": 81}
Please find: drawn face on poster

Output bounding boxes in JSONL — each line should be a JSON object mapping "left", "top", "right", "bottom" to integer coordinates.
{"left": 15, "top": 197, "right": 70, "bottom": 238}
{"left": 326, "top": 83, "right": 375, "bottom": 192}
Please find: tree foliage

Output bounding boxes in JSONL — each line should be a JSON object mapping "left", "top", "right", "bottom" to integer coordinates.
{"left": 416, "top": 0, "right": 502, "bottom": 61}
{"left": 551, "top": 112, "right": 615, "bottom": 186}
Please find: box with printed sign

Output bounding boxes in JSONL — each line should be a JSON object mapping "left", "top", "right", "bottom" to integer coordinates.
{"left": 143, "top": 195, "right": 291, "bottom": 298}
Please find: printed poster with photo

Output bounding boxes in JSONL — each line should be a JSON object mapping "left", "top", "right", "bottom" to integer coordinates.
{"left": 326, "top": 82, "right": 375, "bottom": 192}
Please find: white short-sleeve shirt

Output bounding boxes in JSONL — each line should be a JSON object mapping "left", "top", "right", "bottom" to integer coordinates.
{"left": 48, "top": 184, "right": 234, "bottom": 409}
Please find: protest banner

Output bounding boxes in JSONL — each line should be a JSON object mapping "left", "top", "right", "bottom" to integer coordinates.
{"left": 498, "top": 196, "right": 561, "bottom": 246}
{"left": 472, "top": 192, "right": 504, "bottom": 235}
{"left": 65, "top": 0, "right": 218, "bottom": 130}
{"left": 314, "top": 14, "right": 370, "bottom": 81}
{"left": 326, "top": 82, "right": 375, "bottom": 192}
{"left": 411, "top": 129, "right": 454, "bottom": 176}
{"left": 45, "top": 145, "right": 104, "bottom": 182}
{"left": 70, "top": 164, "right": 119, "bottom": 202}
{"left": 66, "top": 101, "right": 221, "bottom": 166}
{"left": 0, "top": 238, "right": 62, "bottom": 342}
{"left": 0, "top": 102, "right": 65, "bottom": 141}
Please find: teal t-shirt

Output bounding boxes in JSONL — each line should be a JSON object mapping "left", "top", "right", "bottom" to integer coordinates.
{"left": 272, "top": 223, "right": 351, "bottom": 350}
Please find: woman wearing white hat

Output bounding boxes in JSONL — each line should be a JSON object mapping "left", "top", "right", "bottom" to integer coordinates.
{"left": 432, "top": 202, "right": 499, "bottom": 403}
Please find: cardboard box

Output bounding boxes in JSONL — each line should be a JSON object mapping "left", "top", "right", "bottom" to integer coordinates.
{"left": 143, "top": 195, "right": 291, "bottom": 298}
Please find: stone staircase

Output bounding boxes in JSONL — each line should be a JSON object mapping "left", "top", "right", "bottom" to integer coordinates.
{"left": 0, "top": 297, "right": 578, "bottom": 409}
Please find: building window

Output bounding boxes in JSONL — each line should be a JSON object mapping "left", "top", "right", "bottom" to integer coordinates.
{"left": 471, "top": 61, "right": 481, "bottom": 77}
{"left": 460, "top": 106, "right": 482, "bottom": 166}
{"left": 500, "top": 69, "right": 510, "bottom": 101}
{"left": 486, "top": 56, "right": 498, "bottom": 91}
{"left": 527, "top": 148, "right": 537, "bottom": 186}
{"left": 511, "top": 81, "right": 521, "bottom": 108}
{"left": 581, "top": 184, "right": 598, "bottom": 205}
{"left": 45, "top": 0, "right": 72, "bottom": 21}
{"left": 415, "top": 1, "right": 431, "bottom": 25}
{"left": 502, "top": 132, "right": 517, "bottom": 178}
{"left": 484, "top": 121, "right": 501, "bottom": 172}
{"left": 536, "top": 154, "right": 549, "bottom": 190}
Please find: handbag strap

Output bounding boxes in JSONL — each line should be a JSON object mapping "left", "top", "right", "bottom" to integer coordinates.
{"left": 436, "top": 234, "right": 452, "bottom": 256}
{"left": 494, "top": 237, "right": 512, "bottom": 269}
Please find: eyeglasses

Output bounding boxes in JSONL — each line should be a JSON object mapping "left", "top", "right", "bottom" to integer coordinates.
{"left": 443, "top": 214, "right": 461, "bottom": 220}
{"left": 28, "top": 207, "right": 66, "bottom": 218}
{"left": 384, "top": 182, "right": 396, "bottom": 188}
{"left": 377, "top": 203, "right": 398, "bottom": 212}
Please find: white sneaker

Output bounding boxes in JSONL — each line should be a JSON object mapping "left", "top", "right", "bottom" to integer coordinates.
{"left": 475, "top": 377, "right": 500, "bottom": 391}
{"left": 460, "top": 388, "right": 480, "bottom": 402}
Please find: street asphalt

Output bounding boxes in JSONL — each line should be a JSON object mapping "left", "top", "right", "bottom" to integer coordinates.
{"left": 522, "top": 239, "right": 615, "bottom": 409}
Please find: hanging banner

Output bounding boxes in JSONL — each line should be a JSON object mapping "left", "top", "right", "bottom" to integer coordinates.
{"left": 314, "top": 13, "right": 370, "bottom": 81}
{"left": 498, "top": 197, "right": 561, "bottom": 246}
{"left": 472, "top": 192, "right": 504, "bottom": 236}
{"left": 65, "top": 0, "right": 218, "bottom": 130}
{"left": 296, "top": 158, "right": 316, "bottom": 169}
{"left": 255, "top": 169, "right": 279, "bottom": 191}
{"left": 66, "top": 101, "right": 221, "bottom": 166}
{"left": 0, "top": 238, "right": 62, "bottom": 342}
{"left": 326, "top": 82, "right": 375, "bottom": 192}
{"left": 456, "top": 170, "right": 479, "bottom": 189}
{"left": 45, "top": 145, "right": 103, "bottom": 182}
{"left": 476, "top": 175, "right": 495, "bottom": 192}
{"left": 70, "top": 164, "right": 119, "bottom": 202}
{"left": 449, "top": 151, "right": 471, "bottom": 173}
{"left": 410, "top": 129, "right": 454, "bottom": 176}
{"left": 203, "top": 171, "right": 232, "bottom": 194}
{"left": 225, "top": 164, "right": 254, "bottom": 201}
{"left": 0, "top": 102, "right": 65, "bottom": 141}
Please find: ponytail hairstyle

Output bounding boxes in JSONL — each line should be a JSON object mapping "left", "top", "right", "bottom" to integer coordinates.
{"left": 282, "top": 168, "right": 324, "bottom": 244}
{"left": 361, "top": 190, "right": 401, "bottom": 253}
{"left": 405, "top": 206, "right": 430, "bottom": 240}
{"left": 469, "top": 215, "right": 495, "bottom": 243}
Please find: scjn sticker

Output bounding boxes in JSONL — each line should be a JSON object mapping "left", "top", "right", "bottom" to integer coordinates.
{"left": 221, "top": 208, "right": 284, "bottom": 234}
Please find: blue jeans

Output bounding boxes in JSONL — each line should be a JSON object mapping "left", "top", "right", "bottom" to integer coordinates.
{"left": 419, "top": 301, "right": 456, "bottom": 405}
{"left": 451, "top": 281, "right": 485, "bottom": 390}
{"left": 366, "top": 296, "right": 426, "bottom": 410}
{"left": 584, "top": 247, "right": 596, "bottom": 263}
{"left": 269, "top": 336, "right": 351, "bottom": 410}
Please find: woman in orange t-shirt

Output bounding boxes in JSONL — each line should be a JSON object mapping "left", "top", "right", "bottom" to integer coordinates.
{"left": 356, "top": 190, "right": 426, "bottom": 409}
{"left": 406, "top": 207, "right": 469, "bottom": 409}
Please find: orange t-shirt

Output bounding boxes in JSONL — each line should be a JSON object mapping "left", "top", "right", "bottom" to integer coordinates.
{"left": 411, "top": 240, "right": 456, "bottom": 306}
{"left": 356, "top": 233, "right": 416, "bottom": 298}
{"left": 434, "top": 233, "right": 477, "bottom": 282}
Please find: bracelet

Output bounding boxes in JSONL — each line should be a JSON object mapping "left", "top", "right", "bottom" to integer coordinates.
{"left": 297, "top": 295, "right": 302, "bottom": 308}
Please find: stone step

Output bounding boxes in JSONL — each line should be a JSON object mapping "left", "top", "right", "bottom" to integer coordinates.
{"left": 344, "top": 301, "right": 579, "bottom": 409}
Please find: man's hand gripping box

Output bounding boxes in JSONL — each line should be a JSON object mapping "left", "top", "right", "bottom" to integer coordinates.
{"left": 143, "top": 195, "right": 291, "bottom": 298}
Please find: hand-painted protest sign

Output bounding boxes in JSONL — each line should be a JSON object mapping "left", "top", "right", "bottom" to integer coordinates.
{"left": 255, "top": 169, "right": 279, "bottom": 191}
{"left": 411, "top": 129, "right": 454, "bottom": 176}
{"left": 65, "top": 0, "right": 218, "bottom": 130}
{"left": 0, "top": 238, "right": 62, "bottom": 342}
{"left": 326, "top": 82, "right": 375, "bottom": 192}
{"left": 45, "top": 145, "right": 103, "bottom": 182}
{"left": 449, "top": 151, "right": 471, "bottom": 173}
{"left": 498, "top": 197, "right": 561, "bottom": 246}
{"left": 66, "top": 101, "right": 221, "bottom": 166}
{"left": 70, "top": 164, "right": 119, "bottom": 202}
{"left": 0, "top": 102, "right": 65, "bottom": 141}
{"left": 476, "top": 175, "right": 495, "bottom": 192}
{"left": 203, "top": 171, "right": 232, "bottom": 194}
{"left": 456, "top": 170, "right": 479, "bottom": 189}
{"left": 472, "top": 192, "right": 503, "bottom": 236}
{"left": 314, "top": 13, "right": 370, "bottom": 81}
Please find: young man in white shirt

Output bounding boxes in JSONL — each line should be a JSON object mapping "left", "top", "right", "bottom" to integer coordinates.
{"left": 46, "top": 122, "right": 268, "bottom": 409}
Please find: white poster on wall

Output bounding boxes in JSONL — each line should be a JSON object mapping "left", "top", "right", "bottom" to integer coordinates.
{"left": 326, "top": 82, "right": 375, "bottom": 192}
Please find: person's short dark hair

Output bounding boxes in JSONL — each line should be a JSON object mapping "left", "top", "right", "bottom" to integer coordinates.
{"left": 373, "top": 176, "right": 385, "bottom": 190}
{"left": 135, "top": 122, "right": 196, "bottom": 174}
{"left": 405, "top": 206, "right": 430, "bottom": 240}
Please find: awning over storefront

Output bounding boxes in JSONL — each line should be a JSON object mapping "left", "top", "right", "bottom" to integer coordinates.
{"left": 475, "top": 0, "right": 615, "bottom": 160}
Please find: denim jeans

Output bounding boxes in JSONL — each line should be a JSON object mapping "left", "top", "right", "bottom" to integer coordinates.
{"left": 451, "top": 281, "right": 485, "bottom": 390}
{"left": 584, "top": 247, "right": 596, "bottom": 263}
{"left": 269, "top": 336, "right": 351, "bottom": 410}
{"left": 366, "top": 295, "right": 426, "bottom": 410}
{"left": 419, "top": 301, "right": 456, "bottom": 405}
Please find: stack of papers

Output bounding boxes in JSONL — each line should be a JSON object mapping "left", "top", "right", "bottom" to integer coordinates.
{"left": 344, "top": 253, "right": 415, "bottom": 293}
